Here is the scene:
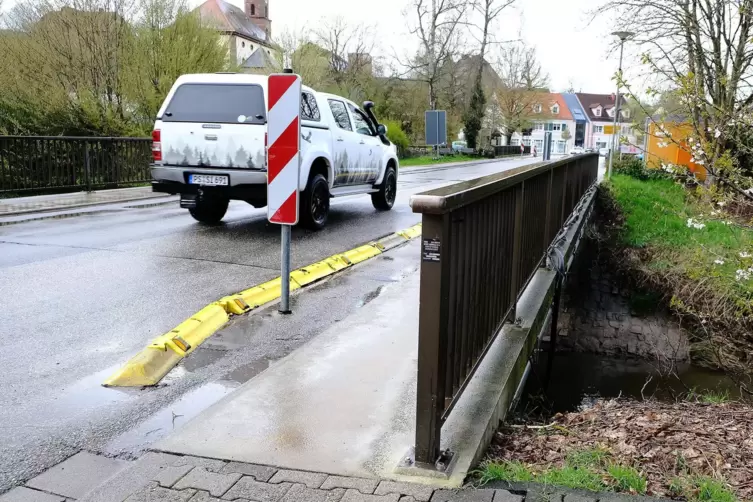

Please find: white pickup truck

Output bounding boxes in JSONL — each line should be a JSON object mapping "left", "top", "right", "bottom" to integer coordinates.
{"left": 150, "top": 73, "right": 399, "bottom": 229}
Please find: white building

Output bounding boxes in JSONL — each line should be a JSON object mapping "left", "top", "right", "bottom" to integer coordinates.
{"left": 510, "top": 92, "right": 576, "bottom": 155}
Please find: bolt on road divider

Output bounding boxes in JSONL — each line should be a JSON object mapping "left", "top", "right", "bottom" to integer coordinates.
{"left": 103, "top": 223, "right": 423, "bottom": 387}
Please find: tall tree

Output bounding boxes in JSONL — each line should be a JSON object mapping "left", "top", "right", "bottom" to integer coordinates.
{"left": 491, "top": 42, "right": 548, "bottom": 143}
{"left": 462, "top": 0, "right": 515, "bottom": 148}
{"left": 595, "top": 0, "right": 753, "bottom": 189}
{"left": 407, "top": 0, "right": 467, "bottom": 109}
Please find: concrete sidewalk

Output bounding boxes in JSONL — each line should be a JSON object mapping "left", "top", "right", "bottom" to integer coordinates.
{"left": 0, "top": 187, "right": 171, "bottom": 216}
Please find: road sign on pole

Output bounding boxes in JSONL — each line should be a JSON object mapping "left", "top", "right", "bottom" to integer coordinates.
{"left": 425, "top": 110, "right": 447, "bottom": 146}
{"left": 267, "top": 73, "right": 301, "bottom": 314}
{"left": 267, "top": 74, "right": 301, "bottom": 225}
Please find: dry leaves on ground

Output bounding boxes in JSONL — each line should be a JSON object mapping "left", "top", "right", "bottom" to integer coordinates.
{"left": 487, "top": 399, "right": 753, "bottom": 499}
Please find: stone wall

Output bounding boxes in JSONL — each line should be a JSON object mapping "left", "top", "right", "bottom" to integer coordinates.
{"left": 556, "top": 234, "right": 690, "bottom": 362}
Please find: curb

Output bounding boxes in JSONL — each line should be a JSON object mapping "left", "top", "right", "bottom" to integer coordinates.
{"left": 103, "top": 223, "right": 423, "bottom": 387}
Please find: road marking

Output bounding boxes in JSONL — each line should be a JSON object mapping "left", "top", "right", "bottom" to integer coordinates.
{"left": 103, "top": 223, "right": 423, "bottom": 387}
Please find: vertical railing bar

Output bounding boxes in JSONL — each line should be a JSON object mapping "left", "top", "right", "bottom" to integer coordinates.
{"left": 508, "top": 183, "right": 524, "bottom": 322}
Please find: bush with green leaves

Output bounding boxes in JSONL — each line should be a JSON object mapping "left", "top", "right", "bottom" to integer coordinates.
{"left": 384, "top": 120, "right": 409, "bottom": 157}
{"left": 613, "top": 157, "right": 671, "bottom": 181}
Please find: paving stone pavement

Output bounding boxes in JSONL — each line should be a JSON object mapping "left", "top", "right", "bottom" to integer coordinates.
{"left": 0, "top": 452, "right": 665, "bottom": 502}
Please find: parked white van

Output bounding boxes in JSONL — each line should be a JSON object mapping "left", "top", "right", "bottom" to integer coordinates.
{"left": 150, "top": 73, "right": 399, "bottom": 229}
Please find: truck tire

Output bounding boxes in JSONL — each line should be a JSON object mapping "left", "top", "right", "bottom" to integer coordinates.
{"left": 371, "top": 165, "right": 397, "bottom": 211}
{"left": 189, "top": 196, "right": 228, "bottom": 224}
{"left": 300, "top": 174, "right": 330, "bottom": 230}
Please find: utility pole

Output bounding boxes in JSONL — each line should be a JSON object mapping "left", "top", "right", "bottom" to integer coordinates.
{"left": 608, "top": 31, "right": 634, "bottom": 179}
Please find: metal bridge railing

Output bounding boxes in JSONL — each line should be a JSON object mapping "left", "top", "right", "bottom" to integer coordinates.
{"left": 408, "top": 153, "right": 599, "bottom": 466}
{"left": 0, "top": 136, "right": 152, "bottom": 195}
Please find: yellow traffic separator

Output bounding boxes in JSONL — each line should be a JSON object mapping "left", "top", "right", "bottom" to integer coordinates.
{"left": 103, "top": 222, "right": 422, "bottom": 387}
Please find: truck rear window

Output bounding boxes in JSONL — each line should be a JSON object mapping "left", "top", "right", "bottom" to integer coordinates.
{"left": 162, "top": 83, "right": 266, "bottom": 124}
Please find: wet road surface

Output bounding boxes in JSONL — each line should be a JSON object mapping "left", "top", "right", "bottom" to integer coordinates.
{"left": 0, "top": 157, "right": 538, "bottom": 492}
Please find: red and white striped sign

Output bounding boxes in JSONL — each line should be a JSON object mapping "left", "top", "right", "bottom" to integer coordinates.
{"left": 267, "top": 74, "right": 301, "bottom": 225}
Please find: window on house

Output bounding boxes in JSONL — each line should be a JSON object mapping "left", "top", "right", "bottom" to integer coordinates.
{"left": 593, "top": 107, "right": 602, "bottom": 117}
{"left": 533, "top": 139, "right": 544, "bottom": 150}
{"left": 328, "top": 99, "right": 352, "bottom": 130}
{"left": 533, "top": 104, "right": 542, "bottom": 113}
{"left": 511, "top": 138, "right": 521, "bottom": 146}
{"left": 622, "top": 125, "right": 632, "bottom": 135}
{"left": 301, "top": 92, "right": 320, "bottom": 121}
{"left": 534, "top": 123, "right": 544, "bottom": 131}
{"left": 522, "top": 138, "right": 531, "bottom": 146}
{"left": 622, "top": 109, "right": 631, "bottom": 119}
{"left": 241, "top": 41, "right": 245, "bottom": 48}
{"left": 250, "top": 4, "right": 255, "bottom": 15}
{"left": 551, "top": 104, "right": 559, "bottom": 114}
{"left": 607, "top": 107, "right": 615, "bottom": 118}
{"left": 593, "top": 125, "right": 604, "bottom": 134}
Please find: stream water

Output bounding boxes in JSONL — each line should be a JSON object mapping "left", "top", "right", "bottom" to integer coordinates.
{"left": 516, "top": 351, "right": 745, "bottom": 418}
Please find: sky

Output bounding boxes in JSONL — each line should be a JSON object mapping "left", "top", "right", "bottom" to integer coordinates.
{"left": 0, "top": 0, "right": 639, "bottom": 94}
{"left": 216, "top": 0, "right": 635, "bottom": 94}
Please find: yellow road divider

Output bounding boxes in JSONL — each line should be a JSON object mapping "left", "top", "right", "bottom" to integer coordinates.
{"left": 103, "top": 223, "right": 423, "bottom": 387}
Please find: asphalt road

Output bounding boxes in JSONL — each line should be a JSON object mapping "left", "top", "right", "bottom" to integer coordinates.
{"left": 0, "top": 156, "right": 538, "bottom": 492}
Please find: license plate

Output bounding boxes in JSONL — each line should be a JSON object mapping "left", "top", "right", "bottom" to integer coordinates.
{"left": 189, "top": 174, "right": 228, "bottom": 186}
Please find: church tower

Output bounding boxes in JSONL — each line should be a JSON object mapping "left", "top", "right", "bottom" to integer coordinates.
{"left": 244, "top": 0, "right": 271, "bottom": 39}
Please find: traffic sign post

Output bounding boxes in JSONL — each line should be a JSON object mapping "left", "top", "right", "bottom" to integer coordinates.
{"left": 425, "top": 110, "right": 447, "bottom": 158}
{"left": 267, "top": 73, "right": 302, "bottom": 313}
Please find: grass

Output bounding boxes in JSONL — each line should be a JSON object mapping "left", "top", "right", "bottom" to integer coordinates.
{"left": 608, "top": 465, "right": 647, "bottom": 494}
{"left": 399, "top": 154, "right": 479, "bottom": 167}
{"left": 670, "top": 476, "right": 737, "bottom": 502}
{"left": 477, "top": 448, "right": 648, "bottom": 494}
{"left": 478, "top": 449, "right": 738, "bottom": 500}
{"left": 608, "top": 174, "right": 753, "bottom": 301}
{"left": 688, "top": 388, "right": 731, "bottom": 404}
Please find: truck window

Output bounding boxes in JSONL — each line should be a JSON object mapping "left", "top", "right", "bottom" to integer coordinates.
{"left": 348, "top": 104, "right": 375, "bottom": 136}
{"left": 328, "top": 100, "right": 352, "bottom": 131}
{"left": 163, "top": 83, "right": 266, "bottom": 124}
{"left": 301, "top": 92, "right": 321, "bottom": 121}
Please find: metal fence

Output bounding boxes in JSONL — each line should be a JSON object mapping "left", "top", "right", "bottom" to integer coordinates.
{"left": 408, "top": 153, "right": 599, "bottom": 466}
{"left": 0, "top": 136, "right": 152, "bottom": 195}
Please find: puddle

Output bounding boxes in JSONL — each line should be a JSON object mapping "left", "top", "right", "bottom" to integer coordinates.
{"left": 51, "top": 365, "right": 134, "bottom": 413}
{"left": 103, "top": 381, "right": 237, "bottom": 456}
{"left": 518, "top": 352, "right": 743, "bottom": 417}
{"left": 356, "top": 285, "right": 384, "bottom": 307}
{"left": 223, "top": 359, "right": 271, "bottom": 384}
{"left": 182, "top": 348, "right": 226, "bottom": 372}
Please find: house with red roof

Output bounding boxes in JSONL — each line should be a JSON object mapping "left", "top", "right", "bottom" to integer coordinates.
{"left": 194, "top": 0, "right": 279, "bottom": 73}
{"left": 510, "top": 93, "right": 576, "bottom": 155}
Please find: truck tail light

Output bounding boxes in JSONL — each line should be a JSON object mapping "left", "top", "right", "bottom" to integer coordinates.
{"left": 152, "top": 129, "right": 162, "bottom": 162}
{"left": 264, "top": 132, "right": 268, "bottom": 148}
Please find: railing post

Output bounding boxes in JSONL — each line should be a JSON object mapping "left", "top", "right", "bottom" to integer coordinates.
{"left": 543, "top": 169, "right": 553, "bottom": 246}
{"left": 415, "top": 212, "right": 451, "bottom": 466}
{"left": 508, "top": 183, "right": 524, "bottom": 321}
{"left": 84, "top": 140, "right": 92, "bottom": 192}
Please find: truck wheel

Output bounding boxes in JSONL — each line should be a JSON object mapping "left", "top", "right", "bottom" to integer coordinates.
{"left": 300, "top": 174, "right": 330, "bottom": 230}
{"left": 189, "top": 196, "right": 228, "bottom": 224}
{"left": 371, "top": 165, "right": 397, "bottom": 211}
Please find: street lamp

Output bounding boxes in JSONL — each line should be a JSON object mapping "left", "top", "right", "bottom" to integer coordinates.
{"left": 607, "top": 30, "right": 634, "bottom": 179}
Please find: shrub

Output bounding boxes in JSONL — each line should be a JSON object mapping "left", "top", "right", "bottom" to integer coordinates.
{"left": 384, "top": 120, "right": 409, "bottom": 157}
{"left": 612, "top": 157, "right": 670, "bottom": 181}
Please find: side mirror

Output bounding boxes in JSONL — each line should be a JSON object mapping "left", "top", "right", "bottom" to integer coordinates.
{"left": 377, "top": 124, "right": 388, "bottom": 136}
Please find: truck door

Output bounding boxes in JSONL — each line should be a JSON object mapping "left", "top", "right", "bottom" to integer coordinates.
{"left": 348, "top": 104, "right": 381, "bottom": 185}
{"left": 327, "top": 99, "right": 363, "bottom": 186}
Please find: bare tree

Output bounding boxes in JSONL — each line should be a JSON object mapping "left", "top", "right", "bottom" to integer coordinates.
{"left": 463, "top": 0, "right": 515, "bottom": 148}
{"left": 492, "top": 42, "right": 549, "bottom": 143}
{"left": 407, "top": 0, "right": 468, "bottom": 109}
{"left": 313, "top": 17, "right": 377, "bottom": 98}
